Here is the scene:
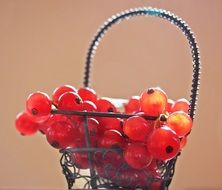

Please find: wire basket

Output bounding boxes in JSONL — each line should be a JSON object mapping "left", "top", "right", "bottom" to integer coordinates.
{"left": 51, "top": 7, "right": 201, "bottom": 190}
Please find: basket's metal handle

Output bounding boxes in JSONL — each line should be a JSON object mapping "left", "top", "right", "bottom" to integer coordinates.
{"left": 83, "top": 7, "right": 201, "bottom": 120}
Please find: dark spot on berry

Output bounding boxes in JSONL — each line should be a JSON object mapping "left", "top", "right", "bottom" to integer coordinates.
{"left": 147, "top": 88, "right": 154, "bottom": 94}
{"left": 166, "top": 145, "right": 173, "bottom": 154}
{"left": 160, "top": 114, "right": 167, "bottom": 122}
{"left": 75, "top": 98, "right": 81, "bottom": 104}
{"left": 120, "top": 120, "right": 124, "bottom": 127}
{"left": 111, "top": 144, "right": 120, "bottom": 149}
{"left": 39, "top": 130, "right": 45, "bottom": 135}
{"left": 107, "top": 107, "right": 114, "bottom": 112}
{"left": 122, "top": 133, "right": 129, "bottom": 139}
{"left": 20, "top": 133, "right": 25, "bottom": 136}
{"left": 32, "top": 108, "right": 38, "bottom": 115}
{"left": 51, "top": 141, "right": 59, "bottom": 148}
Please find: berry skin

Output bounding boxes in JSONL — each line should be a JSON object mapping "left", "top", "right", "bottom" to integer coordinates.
{"left": 180, "top": 136, "right": 187, "bottom": 149}
{"left": 124, "top": 96, "right": 140, "bottom": 114}
{"left": 78, "top": 87, "right": 97, "bottom": 103}
{"left": 57, "top": 92, "right": 82, "bottom": 110}
{"left": 80, "top": 100, "right": 97, "bottom": 112}
{"left": 98, "top": 117, "right": 123, "bottom": 134}
{"left": 140, "top": 87, "right": 168, "bottom": 117}
{"left": 26, "top": 92, "right": 52, "bottom": 123}
{"left": 171, "top": 98, "right": 190, "bottom": 113}
{"left": 77, "top": 118, "right": 99, "bottom": 147}
{"left": 38, "top": 114, "right": 70, "bottom": 134}
{"left": 71, "top": 153, "right": 89, "bottom": 169}
{"left": 15, "top": 112, "right": 39, "bottom": 135}
{"left": 52, "top": 85, "right": 77, "bottom": 106}
{"left": 124, "top": 143, "right": 152, "bottom": 169}
{"left": 96, "top": 98, "right": 117, "bottom": 112}
{"left": 123, "top": 116, "right": 153, "bottom": 142}
{"left": 147, "top": 126, "right": 180, "bottom": 161}
{"left": 166, "top": 99, "right": 174, "bottom": 113}
{"left": 144, "top": 159, "right": 162, "bottom": 179}
{"left": 98, "top": 130, "right": 125, "bottom": 149}
{"left": 167, "top": 111, "right": 192, "bottom": 137}
{"left": 46, "top": 120, "right": 78, "bottom": 149}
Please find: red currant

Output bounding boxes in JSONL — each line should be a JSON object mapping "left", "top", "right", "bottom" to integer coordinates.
{"left": 98, "top": 117, "right": 123, "bottom": 134}
{"left": 96, "top": 98, "right": 117, "bottom": 112}
{"left": 140, "top": 87, "right": 167, "bottom": 117}
{"left": 38, "top": 114, "right": 70, "bottom": 134}
{"left": 98, "top": 130, "right": 125, "bottom": 149}
{"left": 57, "top": 92, "right": 82, "bottom": 110}
{"left": 147, "top": 126, "right": 180, "bottom": 161}
{"left": 52, "top": 85, "right": 77, "bottom": 106}
{"left": 171, "top": 98, "right": 190, "bottom": 113}
{"left": 124, "top": 96, "right": 140, "bottom": 114}
{"left": 167, "top": 111, "right": 192, "bottom": 137}
{"left": 26, "top": 92, "right": 52, "bottom": 123}
{"left": 80, "top": 100, "right": 97, "bottom": 112}
{"left": 77, "top": 118, "right": 99, "bottom": 147}
{"left": 124, "top": 143, "right": 152, "bottom": 169}
{"left": 78, "top": 87, "right": 97, "bottom": 103}
{"left": 15, "top": 112, "right": 39, "bottom": 135}
{"left": 123, "top": 116, "right": 153, "bottom": 142}
{"left": 46, "top": 120, "right": 78, "bottom": 149}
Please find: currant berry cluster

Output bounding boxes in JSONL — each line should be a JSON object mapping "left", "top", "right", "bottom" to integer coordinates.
{"left": 15, "top": 85, "right": 192, "bottom": 188}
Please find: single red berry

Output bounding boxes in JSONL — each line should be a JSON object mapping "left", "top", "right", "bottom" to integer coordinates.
{"left": 166, "top": 99, "right": 174, "bottom": 113}
{"left": 78, "top": 87, "right": 97, "bottom": 103}
{"left": 15, "top": 112, "right": 39, "bottom": 135}
{"left": 98, "top": 130, "right": 125, "bottom": 149}
{"left": 124, "top": 143, "right": 152, "bottom": 169}
{"left": 124, "top": 96, "right": 140, "bottom": 114}
{"left": 52, "top": 85, "right": 77, "bottom": 106}
{"left": 38, "top": 114, "right": 70, "bottom": 134}
{"left": 140, "top": 87, "right": 168, "bottom": 117}
{"left": 96, "top": 98, "right": 117, "bottom": 112}
{"left": 80, "top": 100, "right": 97, "bottom": 112}
{"left": 167, "top": 111, "right": 192, "bottom": 137}
{"left": 123, "top": 116, "right": 153, "bottom": 142}
{"left": 26, "top": 92, "right": 52, "bottom": 123}
{"left": 98, "top": 117, "right": 123, "bottom": 134}
{"left": 171, "top": 98, "right": 190, "bottom": 113}
{"left": 57, "top": 92, "right": 82, "bottom": 110}
{"left": 147, "top": 126, "right": 180, "bottom": 161}
{"left": 46, "top": 120, "right": 78, "bottom": 149}
{"left": 77, "top": 118, "right": 99, "bottom": 147}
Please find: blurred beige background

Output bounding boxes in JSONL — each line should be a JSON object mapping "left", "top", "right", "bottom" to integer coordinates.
{"left": 0, "top": 0, "right": 221, "bottom": 189}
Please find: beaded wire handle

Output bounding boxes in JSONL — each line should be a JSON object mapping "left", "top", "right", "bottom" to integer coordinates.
{"left": 83, "top": 7, "right": 201, "bottom": 120}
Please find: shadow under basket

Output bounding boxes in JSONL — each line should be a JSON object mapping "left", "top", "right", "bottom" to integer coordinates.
{"left": 51, "top": 7, "right": 201, "bottom": 190}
